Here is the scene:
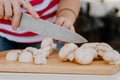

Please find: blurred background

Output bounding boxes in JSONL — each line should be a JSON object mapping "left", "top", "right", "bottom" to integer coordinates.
{"left": 74, "top": 0, "right": 120, "bottom": 52}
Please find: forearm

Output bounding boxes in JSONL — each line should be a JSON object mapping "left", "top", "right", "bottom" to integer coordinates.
{"left": 56, "top": 0, "right": 80, "bottom": 25}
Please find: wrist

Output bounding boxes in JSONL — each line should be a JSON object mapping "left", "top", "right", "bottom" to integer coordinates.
{"left": 57, "top": 8, "right": 77, "bottom": 18}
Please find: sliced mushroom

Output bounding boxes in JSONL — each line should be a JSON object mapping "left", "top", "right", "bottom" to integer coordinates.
{"left": 41, "top": 38, "right": 53, "bottom": 48}
{"left": 18, "top": 51, "right": 33, "bottom": 63}
{"left": 58, "top": 43, "right": 78, "bottom": 61}
{"left": 75, "top": 47, "right": 97, "bottom": 64}
{"left": 41, "top": 37, "right": 57, "bottom": 54}
{"left": 38, "top": 48, "right": 50, "bottom": 58}
{"left": 81, "top": 43, "right": 99, "bottom": 49}
{"left": 34, "top": 53, "right": 47, "bottom": 65}
{"left": 96, "top": 43, "right": 113, "bottom": 52}
{"left": 100, "top": 50, "right": 120, "bottom": 65}
{"left": 23, "top": 47, "right": 39, "bottom": 56}
{"left": 6, "top": 50, "right": 21, "bottom": 61}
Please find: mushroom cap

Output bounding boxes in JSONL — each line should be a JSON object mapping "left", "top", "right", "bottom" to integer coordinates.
{"left": 58, "top": 43, "right": 78, "bottom": 61}
{"left": 96, "top": 43, "right": 113, "bottom": 52}
{"left": 6, "top": 50, "right": 21, "bottom": 61}
{"left": 81, "top": 43, "right": 99, "bottom": 49}
{"left": 75, "top": 47, "right": 97, "bottom": 64}
{"left": 41, "top": 38, "right": 53, "bottom": 48}
{"left": 23, "top": 47, "right": 39, "bottom": 56}
{"left": 102, "top": 50, "right": 120, "bottom": 62}
{"left": 18, "top": 51, "right": 33, "bottom": 62}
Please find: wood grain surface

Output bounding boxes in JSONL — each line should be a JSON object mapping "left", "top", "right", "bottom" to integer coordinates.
{"left": 0, "top": 51, "right": 120, "bottom": 75}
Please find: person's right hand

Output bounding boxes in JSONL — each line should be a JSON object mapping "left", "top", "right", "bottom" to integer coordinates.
{"left": 0, "top": 0, "right": 39, "bottom": 30}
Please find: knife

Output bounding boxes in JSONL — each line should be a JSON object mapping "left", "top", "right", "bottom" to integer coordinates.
{"left": 19, "top": 13, "right": 87, "bottom": 43}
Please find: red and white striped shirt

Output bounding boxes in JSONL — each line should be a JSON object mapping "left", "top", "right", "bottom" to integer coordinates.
{"left": 0, "top": 0, "right": 59, "bottom": 43}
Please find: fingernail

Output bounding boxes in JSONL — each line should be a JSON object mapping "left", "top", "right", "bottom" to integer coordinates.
{"left": 12, "top": 26, "right": 17, "bottom": 30}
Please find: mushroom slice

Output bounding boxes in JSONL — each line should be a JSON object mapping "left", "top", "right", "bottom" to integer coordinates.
{"left": 23, "top": 47, "right": 39, "bottom": 56}
{"left": 58, "top": 43, "right": 78, "bottom": 61}
{"left": 101, "top": 50, "right": 120, "bottom": 65}
{"left": 18, "top": 51, "right": 33, "bottom": 63}
{"left": 75, "top": 47, "right": 97, "bottom": 65}
{"left": 38, "top": 48, "right": 50, "bottom": 58}
{"left": 6, "top": 50, "right": 21, "bottom": 61}
{"left": 34, "top": 53, "right": 47, "bottom": 65}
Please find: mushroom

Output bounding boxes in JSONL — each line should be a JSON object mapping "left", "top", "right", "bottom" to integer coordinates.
{"left": 33, "top": 48, "right": 49, "bottom": 64}
{"left": 34, "top": 53, "right": 47, "bottom": 65}
{"left": 23, "top": 47, "right": 39, "bottom": 57}
{"left": 58, "top": 43, "right": 78, "bottom": 61}
{"left": 51, "top": 44, "right": 57, "bottom": 51}
{"left": 41, "top": 37, "right": 57, "bottom": 54}
{"left": 18, "top": 50, "right": 33, "bottom": 63}
{"left": 6, "top": 50, "right": 21, "bottom": 61}
{"left": 96, "top": 43, "right": 113, "bottom": 54}
{"left": 80, "top": 43, "right": 100, "bottom": 59}
{"left": 99, "top": 50, "right": 120, "bottom": 65}
{"left": 96, "top": 43, "right": 113, "bottom": 59}
{"left": 75, "top": 47, "right": 97, "bottom": 65}
{"left": 41, "top": 37, "right": 53, "bottom": 48}
{"left": 80, "top": 43, "right": 99, "bottom": 49}
{"left": 39, "top": 46, "right": 52, "bottom": 57}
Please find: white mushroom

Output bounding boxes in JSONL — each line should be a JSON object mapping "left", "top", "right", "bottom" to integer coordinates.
{"left": 58, "top": 43, "right": 78, "bottom": 61}
{"left": 6, "top": 50, "right": 21, "bottom": 61}
{"left": 96, "top": 43, "right": 113, "bottom": 53}
{"left": 75, "top": 47, "right": 97, "bottom": 65}
{"left": 81, "top": 43, "right": 99, "bottom": 49}
{"left": 34, "top": 53, "right": 47, "bottom": 65}
{"left": 33, "top": 48, "right": 49, "bottom": 64}
{"left": 39, "top": 46, "right": 52, "bottom": 57}
{"left": 52, "top": 44, "right": 57, "bottom": 51}
{"left": 18, "top": 51, "right": 33, "bottom": 63}
{"left": 41, "top": 37, "right": 53, "bottom": 48}
{"left": 100, "top": 50, "right": 120, "bottom": 65}
{"left": 96, "top": 43, "right": 113, "bottom": 59}
{"left": 41, "top": 37, "right": 57, "bottom": 53}
{"left": 23, "top": 47, "right": 39, "bottom": 56}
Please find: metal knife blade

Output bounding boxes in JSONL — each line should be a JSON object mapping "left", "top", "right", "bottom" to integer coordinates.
{"left": 19, "top": 13, "right": 88, "bottom": 43}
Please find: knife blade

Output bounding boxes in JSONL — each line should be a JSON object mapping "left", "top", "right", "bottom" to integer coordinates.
{"left": 19, "top": 13, "right": 87, "bottom": 43}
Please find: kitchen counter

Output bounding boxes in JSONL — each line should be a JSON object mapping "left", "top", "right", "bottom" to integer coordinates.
{"left": 0, "top": 71, "right": 120, "bottom": 80}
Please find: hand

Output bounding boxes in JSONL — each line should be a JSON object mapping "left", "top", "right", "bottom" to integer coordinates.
{"left": 54, "top": 17, "right": 75, "bottom": 44}
{"left": 54, "top": 17, "right": 75, "bottom": 31}
{"left": 0, "top": 0, "right": 39, "bottom": 30}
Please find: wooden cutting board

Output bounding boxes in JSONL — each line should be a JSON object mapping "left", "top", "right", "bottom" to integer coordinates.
{"left": 0, "top": 51, "right": 120, "bottom": 75}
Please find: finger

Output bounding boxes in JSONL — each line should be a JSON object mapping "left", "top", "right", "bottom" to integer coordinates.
{"left": 0, "top": 0, "right": 4, "bottom": 19}
{"left": 69, "top": 25, "right": 75, "bottom": 32}
{"left": 54, "top": 17, "right": 64, "bottom": 26}
{"left": 62, "top": 20, "right": 71, "bottom": 29}
{"left": 4, "top": 0, "right": 12, "bottom": 20}
{"left": 12, "top": 0, "right": 21, "bottom": 30}
{"left": 22, "top": 1, "right": 39, "bottom": 18}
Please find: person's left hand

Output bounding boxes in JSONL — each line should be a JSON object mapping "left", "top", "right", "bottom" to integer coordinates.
{"left": 54, "top": 17, "right": 75, "bottom": 44}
